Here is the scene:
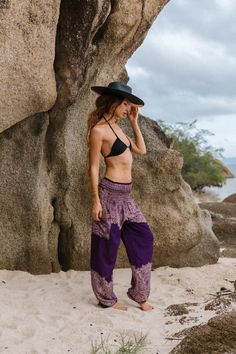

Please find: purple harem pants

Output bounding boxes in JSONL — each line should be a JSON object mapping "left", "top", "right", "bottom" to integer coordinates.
{"left": 90, "top": 177, "right": 154, "bottom": 307}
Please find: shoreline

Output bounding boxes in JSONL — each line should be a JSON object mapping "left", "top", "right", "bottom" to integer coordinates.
{"left": 192, "top": 189, "right": 221, "bottom": 203}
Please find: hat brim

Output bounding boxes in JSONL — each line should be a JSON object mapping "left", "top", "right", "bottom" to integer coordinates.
{"left": 91, "top": 86, "right": 144, "bottom": 106}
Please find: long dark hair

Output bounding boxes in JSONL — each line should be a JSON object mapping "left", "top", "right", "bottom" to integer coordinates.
{"left": 86, "top": 94, "right": 123, "bottom": 145}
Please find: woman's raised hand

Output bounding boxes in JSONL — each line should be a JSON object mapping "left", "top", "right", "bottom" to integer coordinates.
{"left": 128, "top": 106, "right": 139, "bottom": 124}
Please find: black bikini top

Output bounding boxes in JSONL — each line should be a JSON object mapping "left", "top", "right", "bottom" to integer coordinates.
{"left": 102, "top": 116, "right": 132, "bottom": 158}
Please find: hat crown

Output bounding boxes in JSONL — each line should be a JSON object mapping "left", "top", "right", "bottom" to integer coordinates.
{"left": 108, "top": 82, "right": 132, "bottom": 94}
{"left": 90, "top": 81, "right": 144, "bottom": 106}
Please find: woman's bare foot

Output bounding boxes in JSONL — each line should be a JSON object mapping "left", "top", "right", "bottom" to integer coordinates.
{"left": 111, "top": 302, "right": 128, "bottom": 311}
{"left": 139, "top": 302, "right": 154, "bottom": 311}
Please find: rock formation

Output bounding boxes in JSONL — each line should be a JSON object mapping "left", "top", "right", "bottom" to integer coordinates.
{"left": 223, "top": 193, "right": 236, "bottom": 203}
{"left": 0, "top": 0, "right": 220, "bottom": 274}
{"left": 170, "top": 311, "right": 236, "bottom": 354}
{"left": 0, "top": 0, "right": 60, "bottom": 132}
{"left": 199, "top": 202, "right": 236, "bottom": 248}
{"left": 216, "top": 159, "right": 235, "bottom": 178}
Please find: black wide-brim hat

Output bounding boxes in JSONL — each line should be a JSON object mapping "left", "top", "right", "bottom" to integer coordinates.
{"left": 90, "top": 81, "right": 144, "bottom": 106}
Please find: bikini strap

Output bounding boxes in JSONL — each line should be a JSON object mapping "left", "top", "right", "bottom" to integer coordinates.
{"left": 102, "top": 115, "right": 119, "bottom": 138}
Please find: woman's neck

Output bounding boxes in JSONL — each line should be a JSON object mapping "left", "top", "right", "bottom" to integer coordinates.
{"left": 103, "top": 113, "right": 119, "bottom": 125}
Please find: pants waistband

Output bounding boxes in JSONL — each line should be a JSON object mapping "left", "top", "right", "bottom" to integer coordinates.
{"left": 99, "top": 177, "right": 133, "bottom": 193}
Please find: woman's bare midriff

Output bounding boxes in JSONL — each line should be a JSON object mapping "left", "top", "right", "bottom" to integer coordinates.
{"left": 104, "top": 150, "right": 133, "bottom": 183}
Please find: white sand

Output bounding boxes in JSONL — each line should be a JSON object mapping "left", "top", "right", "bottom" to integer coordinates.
{"left": 0, "top": 257, "right": 236, "bottom": 354}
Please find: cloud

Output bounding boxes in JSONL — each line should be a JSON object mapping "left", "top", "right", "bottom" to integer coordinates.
{"left": 196, "top": 115, "right": 236, "bottom": 157}
{"left": 126, "top": 0, "right": 236, "bottom": 157}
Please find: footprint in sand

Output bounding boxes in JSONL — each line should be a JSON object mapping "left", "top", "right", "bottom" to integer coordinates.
{"left": 87, "top": 315, "right": 113, "bottom": 327}
{"left": 4, "top": 323, "right": 17, "bottom": 330}
{"left": 20, "top": 326, "right": 35, "bottom": 338}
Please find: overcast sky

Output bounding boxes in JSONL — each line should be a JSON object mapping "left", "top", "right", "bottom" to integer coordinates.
{"left": 126, "top": 0, "right": 236, "bottom": 158}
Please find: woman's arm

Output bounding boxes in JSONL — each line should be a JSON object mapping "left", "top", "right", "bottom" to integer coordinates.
{"left": 88, "top": 126, "right": 103, "bottom": 221}
{"left": 128, "top": 107, "right": 147, "bottom": 155}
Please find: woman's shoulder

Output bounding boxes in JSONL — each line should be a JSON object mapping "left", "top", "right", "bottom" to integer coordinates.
{"left": 90, "top": 122, "right": 107, "bottom": 138}
{"left": 92, "top": 120, "right": 108, "bottom": 131}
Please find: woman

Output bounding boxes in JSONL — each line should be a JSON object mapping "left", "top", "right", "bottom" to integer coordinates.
{"left": 87, "top": 82, "right": 154, "bottom": 311}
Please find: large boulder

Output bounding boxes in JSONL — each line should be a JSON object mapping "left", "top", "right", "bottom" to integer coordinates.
{"left": 199, "top": 202, "right": 236, "bottom": 247}
{"left": 125, "top": 132, "right": 219, "bottom": 268}
{"left": 170, "top": 311, "right": 236, "bottom": 354}
{"left": 0, "top": 0, "right": 60, "bottom": 132}
{"left": 215, "top": 159, "right": 235, "bottom": 178}
{"left": 0, "top": 114, "right": 55, "bottom": 273}
{"left": 0, "top": 0, "right": 219, "bottom": 274}
{"left": 223, "top": 193, "right": 236, "bottom": 203}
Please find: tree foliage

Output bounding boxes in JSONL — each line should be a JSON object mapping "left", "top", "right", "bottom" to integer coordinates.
{"left": 157, "top": 119, "right": 226, "bottom": 191}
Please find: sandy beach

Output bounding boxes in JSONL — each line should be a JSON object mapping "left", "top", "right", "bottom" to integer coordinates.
{"left": 0, "top": 257, "right": 236, "bottom": 354}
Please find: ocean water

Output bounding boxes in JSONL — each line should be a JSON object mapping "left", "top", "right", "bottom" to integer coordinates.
{"left": 203, "top": 164, "right": 236, "bottom": 201}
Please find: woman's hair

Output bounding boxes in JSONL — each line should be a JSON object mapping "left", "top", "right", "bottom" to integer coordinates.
{"left": 86, "top": 94, "right": 123, "bottom": 145}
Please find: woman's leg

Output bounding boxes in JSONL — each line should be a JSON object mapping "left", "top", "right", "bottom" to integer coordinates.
{"left": 90, "top": 223, "right": 121, "bottom": 307}
{"left": 121, "top": 220, "right": 154, "bottom": 306}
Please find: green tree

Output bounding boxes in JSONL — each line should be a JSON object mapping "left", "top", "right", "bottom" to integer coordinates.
{"left": 157, "top": 119, "right": 226, "bottom": 191}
